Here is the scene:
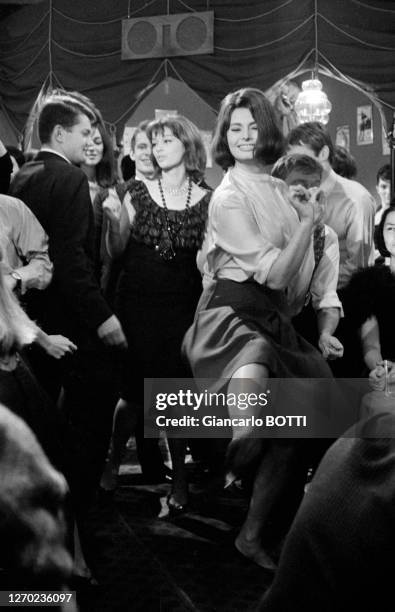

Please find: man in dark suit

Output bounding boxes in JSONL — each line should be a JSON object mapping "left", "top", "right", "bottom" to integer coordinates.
{"left": 10, "top": 93, "right": 127, "bottom": 509}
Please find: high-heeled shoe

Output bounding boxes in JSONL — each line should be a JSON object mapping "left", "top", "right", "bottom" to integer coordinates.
{"left": 234, "top": 536, "right": 277, "bottom": 571}
{"left": 166, "top": 494, "right": 190, "bottom": 517}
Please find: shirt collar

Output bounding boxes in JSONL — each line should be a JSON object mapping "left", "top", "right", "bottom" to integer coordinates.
{"left": 319, "top": 168, "right": 338, "bottom": 196}
{"left": 40, "top": 147, "right": 72, "bottom": 164}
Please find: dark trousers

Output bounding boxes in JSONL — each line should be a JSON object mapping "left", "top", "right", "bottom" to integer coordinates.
{"left": 27, "top": 345, "right": 121, "bottom": 511}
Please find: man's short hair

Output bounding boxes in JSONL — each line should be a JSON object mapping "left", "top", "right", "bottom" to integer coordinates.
{"left": 376, "top": 163, "right": 391, "bottom": 184}
{"left": 130, "top": 120, "right": 151, "bottom": 152}
{"left": 286, "top": 121, "right": 334, "bottom": 165}
{"left": 48, "top": 88, "right": 104, "bottom": 126}
{"left": 332, "top": 146, "right": 357, "bottom": 179}
{"left": 271, "top": 153, "right": 323, "bottom": 182}
{"left": 38, "top": 94, "right": 95, "bottom": 144}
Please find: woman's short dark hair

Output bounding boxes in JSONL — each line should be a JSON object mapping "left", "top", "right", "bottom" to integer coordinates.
{"left": 92, "top": 122, "right": 118, "bottom": 188}
{"left": 376, "top": 206, "right": 395, "bottom": 257}
{"left": 212, "top": 88, "right": 284, "bottom": 170}
{"left": 146, "top": 115, "right": 206, "bottom": 182}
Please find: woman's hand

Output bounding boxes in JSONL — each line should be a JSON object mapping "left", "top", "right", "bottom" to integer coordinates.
{"left": 44, "top": 335, "right": 78, "bottom": 359}
{"left": 369, "top": 360, "right": 394, "bottom": 391}
{"left": 102, "top": 188, "right": 122, "bottom": 225}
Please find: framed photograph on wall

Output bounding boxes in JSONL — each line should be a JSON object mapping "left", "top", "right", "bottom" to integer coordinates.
{"left": 357, "top": 105, "right": 373, "bottom": 145}
{"left": 122, "top": 126, "right": 136, "bottom": 155}
{"left": 335, "top": 125, "right": 350, "bottom": 151}
{"left": 382, "top": 124, "right": 391, "bottom": 156}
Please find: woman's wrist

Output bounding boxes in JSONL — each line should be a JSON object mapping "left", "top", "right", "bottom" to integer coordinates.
{"left": 364, "top": 350, "right": 382, "bottom": 371}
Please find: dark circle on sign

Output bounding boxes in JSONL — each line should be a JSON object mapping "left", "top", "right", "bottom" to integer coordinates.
{"left": 176, "top": 17, "right": 206, "bottom": 51}
{"left": 127, "top": 21, "right": 157, "bottom": 54}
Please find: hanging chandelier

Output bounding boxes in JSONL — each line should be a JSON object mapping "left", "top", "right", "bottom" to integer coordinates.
{"left": 295, "top": 77, "right": 332, "bottom": 125}
{"left": 294, "top": 0, "right": 332, "bottom": 125}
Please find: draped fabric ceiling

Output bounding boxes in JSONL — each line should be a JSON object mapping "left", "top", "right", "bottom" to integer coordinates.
{"left": 0, "top": 0, "right": 394, "bottom": 141}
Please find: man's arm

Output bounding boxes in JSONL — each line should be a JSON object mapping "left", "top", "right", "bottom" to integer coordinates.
{"left": 311, "top": 227, "right": 343, "bottom": 359}
{"left": 317, "top": 307, "right": 344, "bottom": 360}
{"left": 9, "top": 197, "right": 53, "bottom": 293}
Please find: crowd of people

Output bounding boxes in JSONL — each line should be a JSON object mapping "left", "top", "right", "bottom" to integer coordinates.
{"left": 0, "top": 85, "right": 393, "bottom": 607}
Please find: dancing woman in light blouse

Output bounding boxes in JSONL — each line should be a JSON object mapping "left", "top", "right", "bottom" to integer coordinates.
{"left": 183, "top": 88, "right": 343, "bottom": 569}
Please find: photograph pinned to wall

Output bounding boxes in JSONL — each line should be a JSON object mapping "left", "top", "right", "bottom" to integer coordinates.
{"left": 382, "top": 124, "right": 391, "bottom": 156}
{"left": 200, "top": 130, "right": 213, "bottom": 168}
{"left": 335, "top": 125, "right": 350, "bottom": 151}
{"left": 155, "top": 109, "right": 178, "bottom": 119}
{"left": 357, "top": 105, "right": 373, "bottom": 145}
{"left": 122, "top": 126, "right": 137, "bottom": 155}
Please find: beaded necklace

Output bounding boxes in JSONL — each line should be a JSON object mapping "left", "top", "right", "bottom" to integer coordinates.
{"left": 155, "top": 177, "right": 193, "bottom": 260}
{"left": 161, "top": 181, "right": 189, "bottom": 196}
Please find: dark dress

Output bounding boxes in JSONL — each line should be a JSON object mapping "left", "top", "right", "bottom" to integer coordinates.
{"left": 342, "top": 264, "right": 395, "bottom": 360}
{"left": 115, "top": 180, "right": 210, "bottom": 403}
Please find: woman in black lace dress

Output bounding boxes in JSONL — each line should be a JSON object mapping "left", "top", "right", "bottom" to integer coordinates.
{"left": 104, "top": 115, "right": 210, "bottom": 511}
{"left": 343, "top": 206, "right": 395, "bottom": 389}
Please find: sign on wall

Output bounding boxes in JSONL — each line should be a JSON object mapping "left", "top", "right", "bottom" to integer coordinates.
{"left": 335, "top": 125, "right": 350, "bottom": 151}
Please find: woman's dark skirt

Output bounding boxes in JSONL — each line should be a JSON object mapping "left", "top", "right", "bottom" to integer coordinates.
{"left": 183, "top": 279, "right": 333, "bottom": 385}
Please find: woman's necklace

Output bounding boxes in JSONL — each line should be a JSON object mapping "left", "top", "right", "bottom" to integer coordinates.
{"left": 155, "top": 177, "right": 193, "bottom": 261}
{"left": 161, "top": 181, "right": 189, "bottom": 197}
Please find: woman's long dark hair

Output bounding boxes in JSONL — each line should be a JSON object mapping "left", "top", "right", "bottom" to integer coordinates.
{"left": 92, "top": 122, "right": 118, "bottom": 188}
{"left": 377, "top": 206, "right": 395, "bottom": 258}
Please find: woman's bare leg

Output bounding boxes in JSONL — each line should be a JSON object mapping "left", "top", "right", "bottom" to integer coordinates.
{"left": 100, "top": 398, "right": 137, "bottom": 490}
{"left": 73, "top": 523, "right": 92, "bottom": 579}
{"left": 167, "top": 438, "right": 188, "bottom": 507}
{"left": 227, "top": 363, "right": 278, "bottom": 569}
{"left": 234, "top": 440, "right": 301, "bottom": 570}
{"left": 226, "top": 363, "right": 268, "bottom": 480}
